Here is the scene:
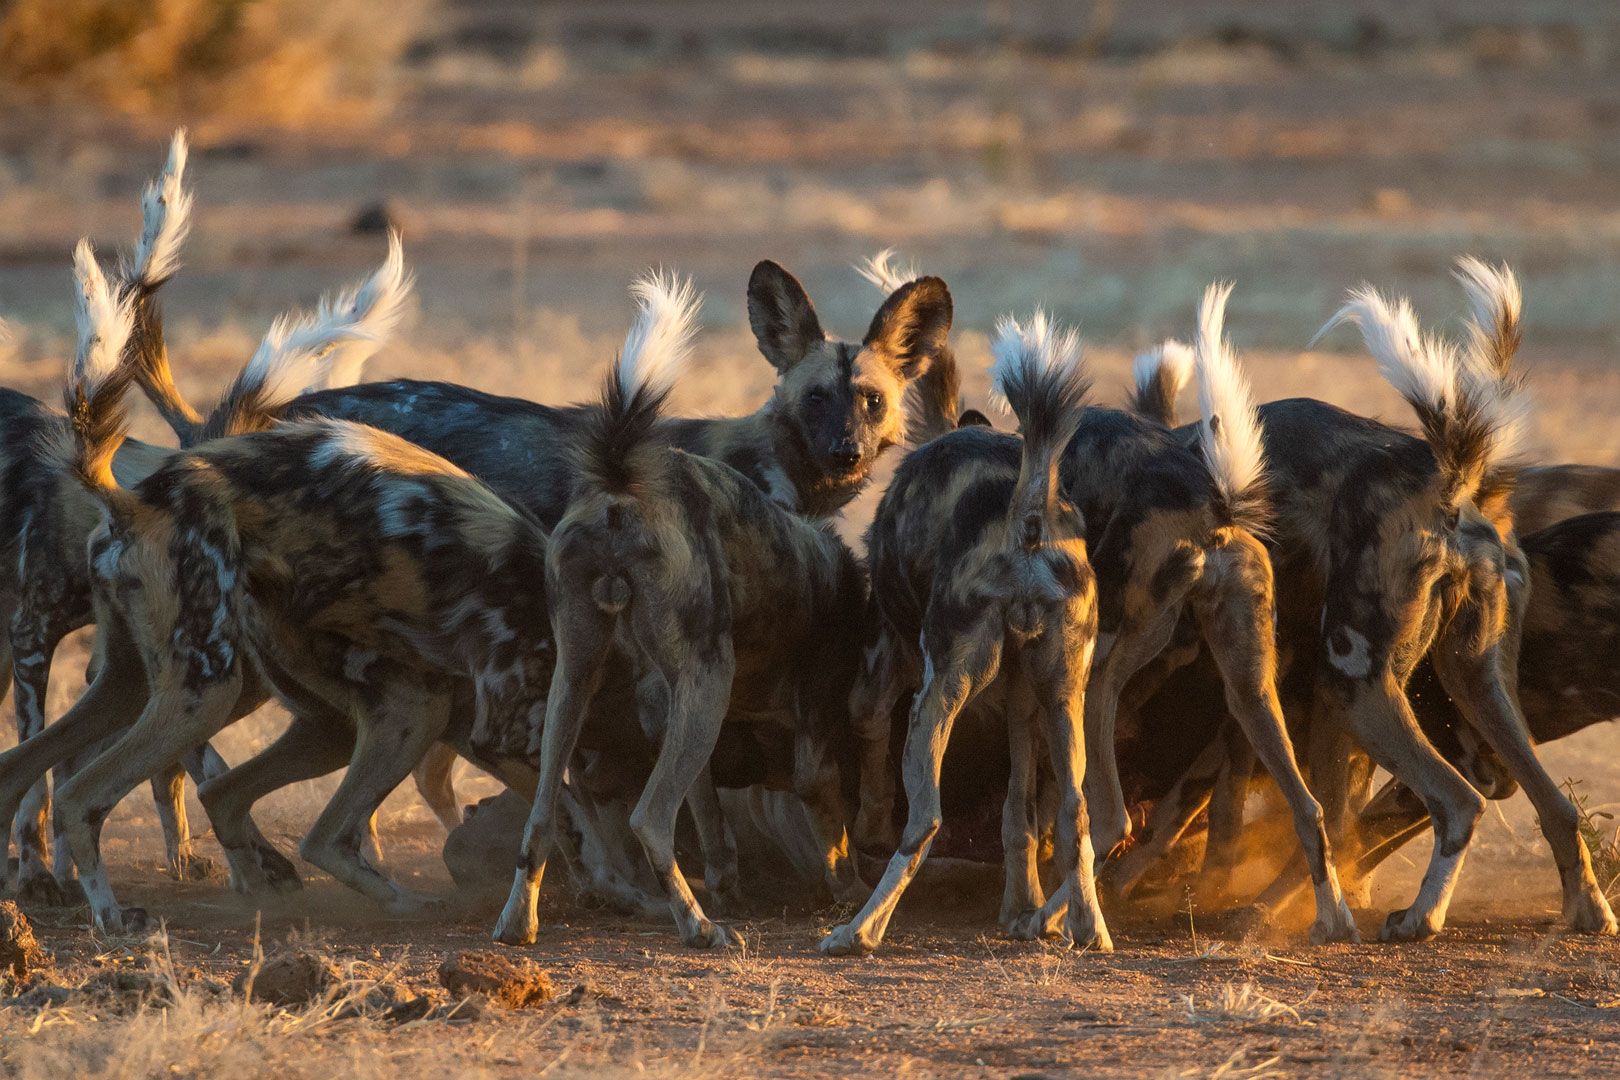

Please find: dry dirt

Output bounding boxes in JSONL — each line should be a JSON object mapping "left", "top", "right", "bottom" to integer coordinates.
{"left": 4, "top": 1, "right": 1620, "bottom": 1076}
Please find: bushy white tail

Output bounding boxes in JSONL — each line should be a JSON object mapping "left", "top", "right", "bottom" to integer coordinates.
{"left": 577, "top": 270, "right": 704, "bottom": 496}
{"left": 989, "top": 309, "right": 1089, "bottom": 550}
{"left": 126, "top": 129, "right": 193, "bottom": 290}
{"left": 203, "top": 236, "right": 414, "bottom": 439}
{"left": 855, "top": 248, "right": 918, "bottom": 295}
{"left": 60, "top": 240, "right": 140, "bottom": 503}
{"left": 1323, "top": 259, "right": 1526, "bottom": 508}
{"left": 1128, "top": 339, "right": 1194, "bottom": 426}
{"left": 616, "top": 269, "right": 701, "bottom": 402}
{"left": 1193, "top": 284, "right": 1268, "bottom": 531}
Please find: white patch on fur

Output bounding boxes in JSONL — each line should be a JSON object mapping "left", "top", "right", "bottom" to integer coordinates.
{"left": 1192, "top": 283, "right": 1266, "bottom": 511}
{"left": 855, "top": 248, "right": 917, "bottom": 295}
{"left": 617, "top": 270, "right": 701, "bottom": 400}
{"left": 762, "top": 464, "right": 798, "bottom": 510}
{"left": 72, "top": 240, "right": 137, "bottom": 395}
{"left": 987, "top": 309, "right": 1083, "bottom": 417}
{"left": 128, "top": 129, "right": 193, "bottom": 287}
{"left": 1326, "top": 626, "right": 1373, "bottom": 679}
{"left": 1132, "top": 339, "right": 1193, "bottom": 407}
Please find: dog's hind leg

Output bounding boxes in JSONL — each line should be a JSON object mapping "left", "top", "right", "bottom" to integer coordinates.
{"left": 1082, "top": 544, "right": 1202, "bottom": 862}
{"left": 413, "top": 743, "right": 463, "bottom": 833}
{"left": 8, "top": 608, "right": 76, "bottom": 902}
{"left": 821, "top": 625, "right": 1001, "bottom": 957}
{"left": 297, "top": 682, "right": 451, "bottom": 912}
{"left": 1195, "top": 541, "right": 1358, "bottom": 943}
{"left": 495, "top": 598, "right": 614, "bottom": 947}
{"left": 999, "top": 687, "right": 1046, "bottom": 930}
{"left": 55, "top": 667, "right": 245, "bottom": 933}
{"left": 685, "top": 764, "right": 744, "bottom": 915}
{"left": 850, "top": 627, "right": 912, "bottom": 853}
{"left": 198, "top": 713, "right": 362, "bottom": 896}
{"left": 1433, "top": 544, "right": 1616, "bottom": 935}
{"left": 628, "top": 650, "right": 739, "bottom": 949}
{"left": 1100, "top": 736, "right": 1223, "bottom": 905}
{"left": 793, "top": 714, "right": 868, "bottom": 908}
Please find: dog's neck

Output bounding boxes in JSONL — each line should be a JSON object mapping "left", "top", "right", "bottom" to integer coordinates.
{"left": 669, "top": 406, "right": 871, "bottom": 521}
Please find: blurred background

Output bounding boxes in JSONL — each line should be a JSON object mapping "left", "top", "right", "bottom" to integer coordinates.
{"left": 2, "top": 0, "right": 1619, "bottom": 909}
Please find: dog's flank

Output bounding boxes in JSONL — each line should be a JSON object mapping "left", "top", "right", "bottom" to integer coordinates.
{"left": 1192, "top": 284, "right": 1269, "bottom": 533}
{"left": 1129, "top": 340, "right": 1194, "bottom": 427}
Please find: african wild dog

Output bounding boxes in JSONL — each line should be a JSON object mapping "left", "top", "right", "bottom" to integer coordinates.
{"left": 492, "top": 275, "right": 869, "bottom": 949}
{"left": 0, "top": 239, "right": 417, "bottom": 930}
{"left": 819, "top": 309, "right": 1106, "bottom": 957}
{"left": 1133, "top": 506, "right": 1620, "bottom": 918}
{"left": 0, "top": 132, "right": 294, "bottom": 901}
{"left": 1225, "top": 261, "right": 1615, "bottom": 940}
{"left": 1058, "top": 285, "right": 1357, "bottom": 942}
{"left": 276, "top": 260, "right": 951, "bottom": 528}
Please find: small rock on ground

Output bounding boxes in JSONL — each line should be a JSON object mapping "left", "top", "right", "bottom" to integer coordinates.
{"left": 438, "top": 950, "right": 553, "bottom": 1009}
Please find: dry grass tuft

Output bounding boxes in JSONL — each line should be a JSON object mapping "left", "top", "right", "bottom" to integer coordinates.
{"left": 1179, "top": 981, "right": 1302, "bottom": 1024}
{"left": 0, "top": 0, "right": 431, "bottom": 126}
{"left": 1562, "top": 778, "right": 1620, "bottom": 899}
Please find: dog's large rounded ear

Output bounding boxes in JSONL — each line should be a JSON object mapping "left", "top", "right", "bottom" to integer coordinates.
{"left": 748, "top": 260, "right": 825, "bottom": 373}
{"left": 864, "top": 275, "right": 952, "bottom": 383}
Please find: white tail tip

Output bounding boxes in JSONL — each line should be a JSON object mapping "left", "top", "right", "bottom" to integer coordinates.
{"left": 1193, "top": 281, "right": 1266, "bottom": 505}
{"left": 309, "top": 230, "right": 414, "bottom": 391}
{"left": 855, "top": 248, "right": 918, "bottom": 296}
{"left": 988, "top": 308, "right": 1084, "bottom": 415}
{"left": 129, "top": 129, "right": 193, "bottom": 287}
{"left": 1322, "top": 285, "right": 1455, "bottom": 413}
{"left": 73, "top": 239, "right": 136, "bottom": 392}
{"left": 618, "top": 269, "right": 702, "bottom": 398}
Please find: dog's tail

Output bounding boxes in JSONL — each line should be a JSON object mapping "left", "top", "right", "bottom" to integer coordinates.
{"left": 1323, "top": 263, "right": 1523, "bottom": 509}
{"left": 575, "top": 270, "right": 702, "bottom": 613}
{"left": 1127, "top": 340, "right": 1193, "bottom": 427}
{"left": 858, "top": 249, "right": 963, "bottom": 443}
{"left": 1192, "top": 283, "right": 1269, "bottom": 533}
{"left": 1453, "top": 256, "right": 1528, "bottom": 510}
{"left": 120, "top": 129, "right": 204, "bottom": 445}
{"left": 199, "top": 234, "right": 412, "bottom": 441}
{"left": 575, "top": 269, "right": 701, "bottom": 499}
{"left": 990, "top": 310, "right": 1090, "bottom": 551}
{"left": 59, "top": 240, "right": 142, "bottom": 523}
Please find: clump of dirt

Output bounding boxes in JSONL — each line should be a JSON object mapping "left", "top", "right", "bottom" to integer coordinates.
{"left": 235, "top": 947, "right": 342, "bottom": 1007}
{"left": 438, "top": 950, "right": 553, "bottom": 1009}
{"left": 0, "top": 902, "right": 42, "bottom": 979}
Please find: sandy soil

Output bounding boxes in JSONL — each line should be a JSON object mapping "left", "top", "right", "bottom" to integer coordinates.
{"left": 5, "top": 1, "right": 1620, "bottom": 1076}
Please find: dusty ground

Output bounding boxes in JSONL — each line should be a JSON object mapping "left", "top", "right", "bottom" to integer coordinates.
{"left": 5, "top": 1, "right": 1620, "bottom": 1076}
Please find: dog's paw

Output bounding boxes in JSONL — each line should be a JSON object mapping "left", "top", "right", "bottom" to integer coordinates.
{"left": 818, "top": 922, "right": 877, "bottom": 957}
{"left": 1379, "top": 906, "right": 1442, "bottom": 943}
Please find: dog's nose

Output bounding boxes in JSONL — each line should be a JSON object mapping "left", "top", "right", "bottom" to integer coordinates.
{"left": 828, "top": 441, "right": 861, "bottom": 469}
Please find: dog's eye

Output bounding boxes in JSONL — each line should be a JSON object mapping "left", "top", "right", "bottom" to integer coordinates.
{"left": 864, "top": 392, "right": 884, "bottom": 412}
{"left": 806, "top": 388, "right": 826, "bottom": 404}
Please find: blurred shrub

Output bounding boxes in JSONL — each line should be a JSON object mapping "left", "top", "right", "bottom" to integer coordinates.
{"left": 0, "top": 0, "right": 430, "bottom": 125}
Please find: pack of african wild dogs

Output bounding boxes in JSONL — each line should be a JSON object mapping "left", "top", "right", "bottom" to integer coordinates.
{"left": 3, "top": 131, "right": 1618, "bottom": 956}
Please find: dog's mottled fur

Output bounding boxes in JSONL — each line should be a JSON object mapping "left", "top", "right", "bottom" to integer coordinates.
{"left": 493, "top": 275, "right": 869, "bottom": 949}
{"left": 1198, "top": 261, "right": 1613, "bottom": 940}
{"left": 0, "top": 240, "right": 424, "bottom": 931}
{"left": 821, "top": 309, "right": 1107, "bottom": 956}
